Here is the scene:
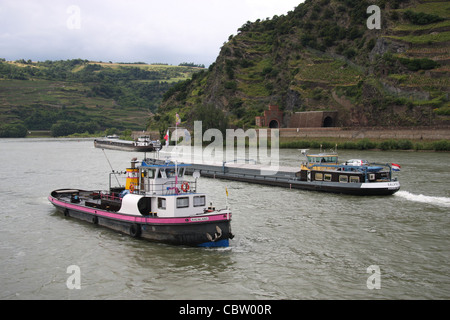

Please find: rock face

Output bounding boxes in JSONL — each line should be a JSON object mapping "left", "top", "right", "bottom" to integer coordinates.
{"left": 369, "top": 38, "right": 410, "bottom": 61}
{"left": 157, "top": 0, "right": 449, "bottom": 129}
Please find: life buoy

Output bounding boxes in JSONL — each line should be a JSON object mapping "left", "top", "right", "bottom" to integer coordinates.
{"left": 130, "top": 184, "right": 135, "bottom": 193}
{"left": 181, "top": 181, "right": 190, "bottom": 192}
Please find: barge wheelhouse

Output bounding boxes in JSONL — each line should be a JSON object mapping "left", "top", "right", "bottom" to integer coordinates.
{"left": 296, "top": 149, "right": 400, "bottom": 195}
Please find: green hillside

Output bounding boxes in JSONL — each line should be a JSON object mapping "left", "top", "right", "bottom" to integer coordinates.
{"left": 0, "top": 59, "right": 204, "bottom": 137}
{"left": 157, "top": 0, "right": 449, "bottom": 131}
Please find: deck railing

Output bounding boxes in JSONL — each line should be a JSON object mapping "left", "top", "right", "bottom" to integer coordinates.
{"left": 138, "top": 180, "right": 198, "bottom": 196}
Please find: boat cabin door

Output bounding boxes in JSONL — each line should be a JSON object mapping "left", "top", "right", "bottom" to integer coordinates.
{"left": 139, "top": 167, "right": 156, "bottom": 193}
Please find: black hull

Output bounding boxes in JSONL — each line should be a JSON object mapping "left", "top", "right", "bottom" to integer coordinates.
{"left": 50, "top": 197, "right": 232, "bottom": 247}
{"left": 94, "top": 140, "right": 161, "bottom": 153}
{"left": 193, "top": 171, "right": 399, "bottom": 196}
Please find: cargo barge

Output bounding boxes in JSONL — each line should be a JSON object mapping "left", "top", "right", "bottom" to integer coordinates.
{"left": 147, "top": 149, "right": 400, "bottom": 196}
{"left": 94, "top": 135, "right": 162, "bottom": 152}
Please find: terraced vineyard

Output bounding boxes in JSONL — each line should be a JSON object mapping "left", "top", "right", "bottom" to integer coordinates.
{"left": 0, "top": 60, "right": 204, "bottom": 136}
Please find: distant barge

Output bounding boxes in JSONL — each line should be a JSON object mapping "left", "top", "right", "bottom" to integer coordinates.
{"left": 147, "top": 149, "right": 400, "bottom": 196}
{"left": 94, "top": 135, "right": 162, "bottom": 152}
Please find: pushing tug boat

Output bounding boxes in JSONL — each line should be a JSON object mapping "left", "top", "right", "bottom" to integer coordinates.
{"left": 94, "top": 135, "right": 162, "bottom": 152}
{"left": 48, "top": 158, "right": 233, "bottom": 247}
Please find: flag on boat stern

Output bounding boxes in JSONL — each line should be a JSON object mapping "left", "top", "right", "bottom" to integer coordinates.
{"left": 391, "top": 163, "right": 401, "bottom": 171}
{"left": 164, "top": 130, "right": 169, "bottom": 147}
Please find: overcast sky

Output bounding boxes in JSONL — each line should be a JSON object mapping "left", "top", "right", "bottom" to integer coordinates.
{"left": 0, "top": 0, "right": 302, "bottom": 66}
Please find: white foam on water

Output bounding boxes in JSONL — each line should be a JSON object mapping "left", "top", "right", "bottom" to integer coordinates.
{"left": 395, "top": 191, "right": 450, "bottom": 208}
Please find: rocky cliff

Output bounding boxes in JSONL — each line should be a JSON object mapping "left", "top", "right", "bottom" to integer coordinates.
{"left": 156, "top": 0, "right": 449, "bottom": 131}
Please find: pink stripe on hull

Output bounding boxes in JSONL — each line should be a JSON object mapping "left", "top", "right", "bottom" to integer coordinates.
{"left": 48, "top": 196, "right": 231, "bottom": 225}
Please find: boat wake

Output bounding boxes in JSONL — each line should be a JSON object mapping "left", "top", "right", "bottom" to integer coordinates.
{"left": 395, "top": 191, "right": 450, "bottom": 208}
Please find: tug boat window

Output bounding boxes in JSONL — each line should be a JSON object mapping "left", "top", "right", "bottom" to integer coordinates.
{"left": 146, "top": 169, "right": 155, "bottom": 179}
{"left": 193, "top": 196, "right": 206, "bottom": 207}
{"left": 176, "top": 197, "right": 189, "bottom": 208}
{"left": 140, "top": 168, "right": 155, "bottom": 180}
{"left": 324, "top": 174, "right": 332, "bottom": 182}
{"left": 161, "top": 168, "right": 175, "bottom": 178}
{"left": 315, "top": 173, "right": 323, "bottom": 181}
{"left": 158, "top": 197, "right": 166, "bottom": 209}
{"left": 349, "top": 176, "right": 360, "bottom": 183}
{"left": 339, "top": 175, "right": 348, "bottom": 183}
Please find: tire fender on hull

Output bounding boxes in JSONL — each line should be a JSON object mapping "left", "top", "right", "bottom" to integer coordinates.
{"left": 130, "top": 224, "right": 141, "bottom": 238}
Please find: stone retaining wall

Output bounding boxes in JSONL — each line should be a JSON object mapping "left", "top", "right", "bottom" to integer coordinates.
{"left": 260, "top": 127, "right": 450, "bottom": 140}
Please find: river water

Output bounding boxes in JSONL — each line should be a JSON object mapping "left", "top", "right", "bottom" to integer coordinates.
{"left": 0, "top": 138, "right": 448, "bottom": 300}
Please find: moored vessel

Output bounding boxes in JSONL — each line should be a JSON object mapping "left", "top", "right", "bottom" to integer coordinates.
{"left": 94, "top": 135, "right": 162, "bottom": 152}
{"left": 49, "top": 158, "right": 233, "bottom": 247}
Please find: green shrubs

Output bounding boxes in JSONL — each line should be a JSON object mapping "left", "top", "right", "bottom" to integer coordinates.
{"left": 379, "top": 139, "right": 413, "bottom": 150}
{"left": 403, "top": 10, "right": 444, "bottom": 25}
{"left": 50, "top": 120, "right": 99, "bottom": 137}
{"left": 280, "top": 140, "right": 335, "bottom": 149}
{"left": 280, "top": 138, "right": 450, "bottom": 151}
{"left": 0, "top": 123, "right": 28, "bottom": 137}
{"left": 433, "top": 140, "right": 450, "bottom": 151}
{"left": 398, "top": 57, "right": 439, "bottom": 71}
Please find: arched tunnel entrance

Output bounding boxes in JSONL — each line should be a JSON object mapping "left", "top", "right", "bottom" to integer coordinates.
{"left": 269, "top": 120, "right": 280, "bottom": 128}
{"left": 323, "top": 116, "right": 333, "bottom": 127}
